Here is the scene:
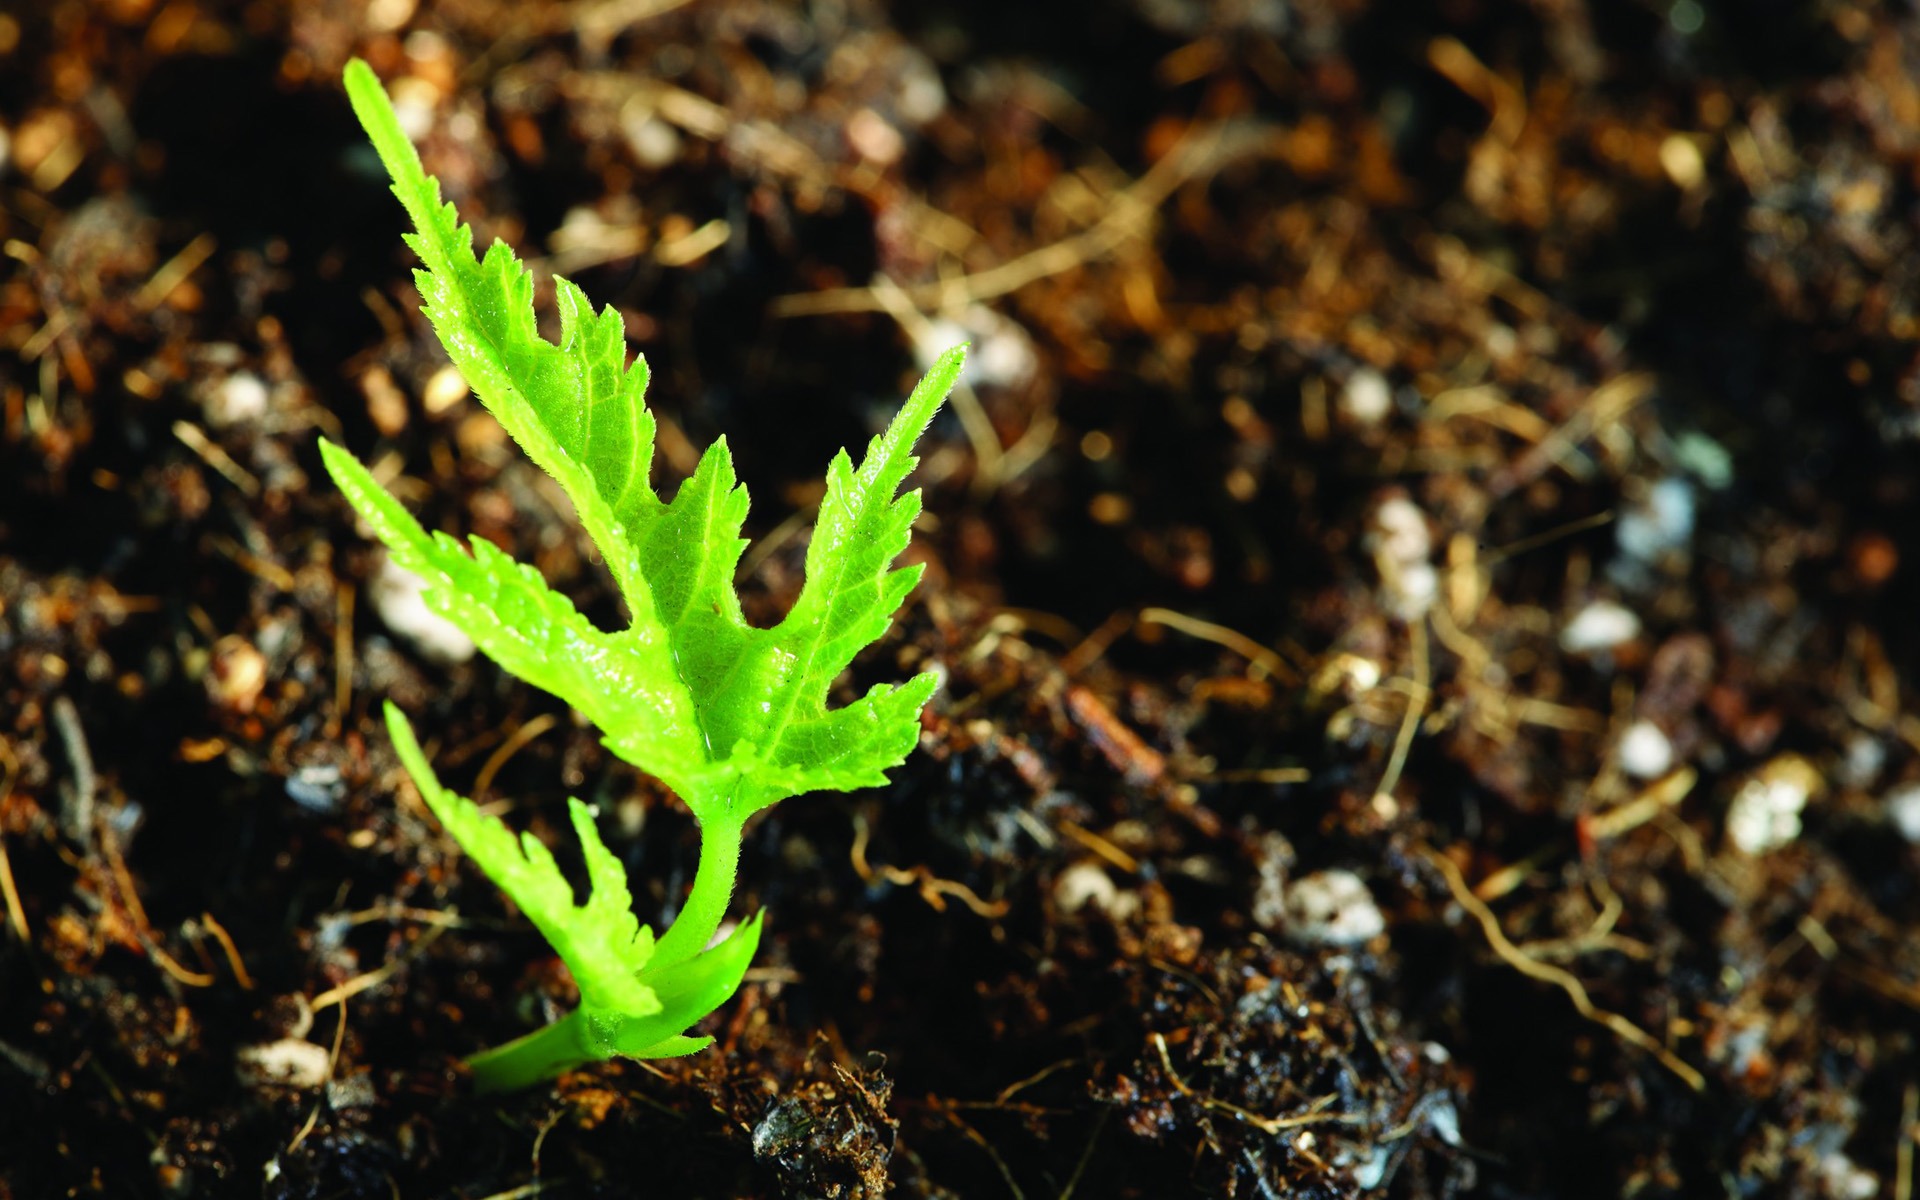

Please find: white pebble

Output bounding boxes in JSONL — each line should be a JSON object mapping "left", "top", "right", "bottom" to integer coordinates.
{"left": 1726, "top": 774, "right": 1808, "bottom": 855}
{"left": 1814, "top": 1152, "right": 1879, "bottom": 1200}
{"left": 327, "top": 1073, "right": 377, "bottom": 1111}
{"left": 366, "top": 0, "right": 416, "bottom": 31}
{"left": 236, "top": 1039, "right": 331, "bottom": 1089}
{"left": 1053, "top": 862, "right": 1138, "bottom": 920}
{"left": 1615, "top": 720, "right": 1673, "bottom": 780}
{"left": 1339, "top": 367, "right": 1392, "bottom": 426}
{"left": 1560, "top": 599, "right": 1641, "bottom": 654}
{"left": 1370, "top": 495, "right": 1431, "bottom": 564}
{"left": 971, "top": 318, "right": 1038, "bottom": 390}
{"left": 893, "top": 55, "right": 947, "bottom": 125}
{"left": 1423, "top": 1096, "right": 1462, "bottom": 1147}
{"left": 1840, "top": 734, "right": 1886, "bottom": 788}
{"left": 845, "top": 108, "right": 904, "bottom": 165}
{"left": 622, "top": 109, "right": 682, "bottom": 169}
{"left": 1885, "top": 782, "right": 1920, "bottom": 844}
{"left": 1053, "top": 862, "right": 1114, "bottom": 914}
{"left": 206, "top": 371, "right": 269, "bottom": 427}
{"left": 1673, "top": 431, "right": 1734, "bottom": 489}
{"left": 421, "top": 364, "right": 470, "bottom": 416}
{"left": 1385, "top": 559, "right": 1437, "bottom": 620}
{"left": 1350, "top": 1145, "right": 1392, "bottom": 1190}
{"left": 370, "top": 556, "right": 475, "bottom": 666}
{"left": 1368, "top": 495, "right": 1436, "bottom": 619}
{"left": 1284, "top": 869, "right": 1385, "bottom": 946}
{"left": 915, "top": 318, "right": 970, "bottom": 372}
{"left": 388, "top": 77, "right": 439, "bottom": 142}
{"left": 1616, "top": 477, "right": 1695, "bottom": 563}
{"left": 914, "top": 306, "right": 1035, "bottom": 391}
{"left": 1343, "top": 656, "right": 1382, "bottom": 692}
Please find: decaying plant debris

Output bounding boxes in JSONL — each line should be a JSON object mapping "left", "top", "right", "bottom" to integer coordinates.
{"left": 4, "top": 1, "right": 1920, "bottom": 1196}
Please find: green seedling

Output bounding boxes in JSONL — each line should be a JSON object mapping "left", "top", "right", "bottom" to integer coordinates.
{"left": 324, "top": 59, "right": 963, "bottom": 1092}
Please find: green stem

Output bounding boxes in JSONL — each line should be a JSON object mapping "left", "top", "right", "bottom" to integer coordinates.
{"left": 649, "top": 815, "right": 743, "bottom": 971}
{"left": 464, "top": 1007, "right": 595, "bottom": 1093}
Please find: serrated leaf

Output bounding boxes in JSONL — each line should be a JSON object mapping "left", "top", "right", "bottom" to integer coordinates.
{"left": 347, "top": 65, "right": 657, "bottom": 603}
{"left": 340, "top": 60, "right": 956, "bottom": 822}
{"left": 320, "top": 439, "right": 712, "bottom": 800}
{"left": 736, "top": 352, "right": 964, "bottom": 812}
{"left": 385, "top": 703, "right": 660, "bottom": 1019}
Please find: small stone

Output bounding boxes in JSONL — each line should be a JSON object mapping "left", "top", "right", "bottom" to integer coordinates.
{"left": 893, "top": 55, "right": 947, "bottom": 125}
{"left": 360, "top": 364, "right": 409, "bottom": 436}
{"left": 915, "top": 306, "right": 1035, "bottom": 390}
{"left": 1054, "top": 862, "right": 1114, "bottom": 914}
{"left": 1615, "top": 477, "right": 1694, "bottom": 564}
{"left": 1672, "top": 431, "right": 1734, "bottom": 489}
{"left": 1659, "top": 134, "right": 1705, "bottom": 190}
{"left": 1384, "top": 559, "right": 1437, "bottom": 620}
{"left": 1053, "top": 862, "right": 1138, "bottom": 919}
{"left": 1284, "top": 869, "right": 1385, "bottom": 946}
{"left": 205, "top": 371, "right": 269, "bottom": 427}
{"left": 1368, "top": 495, "right": 1436, "bottom": 619}
{"left": 1423, "top": 1096, "right": 1462, "bottom": 1147}
{"left": 1884, "top": 782, "right": 1920, "bottom": 844}
{"left": 1351, "top": 1145, "right": 1392, "bottom": 1189}
{"left": 1840, "top": 733, "right": 1886, "bottom": 787}
{"left": 971, "top": 316, "right": 1038, "bottom": 390}
{"left": 1339, "top": 367, "right": 1392, "bottom": 426}
{"left": 365, "top": 0, "right": 416, "bottom": 31}
{"left": 421, "top": 364, "right": 469, "bottom": 415}
{"left": 371, "top": 556, "right": 476, "bottom": 665}
{"left": 1370, "top": 495, "right": 1431, "bottom": 564}
{"left": 622, "top": 108, "right": 682, "bottom": 169}
{"left": 285, "top": 763, "right": 345, "bottom": 815}
{"left": 236, "top": 1038, "right": 331, "bottom": 1089}
{"left": 1561, "top": 600, "right": 1641, "bottom": 654}
{"left": 846, "top": 107, "right": 904, "bottom": 165}
{"left": 1615, "top": 720, "right": 1673, "bottom": 780}
{"left": 325, "top": 1073, "right": 377, "bottom": 1110}
{"left": 387, "top": 76, "right": 439, "bottom": 142}
{"left": 1812, "top": 1151, "right": 1879, "bottom": 1200}
{"left": 916, "top": 318, "right": 970, "bottom": 372}
{"left": 205, "top": 634, "right": 267, "bottom": 712}
{"left": 1726, "top": 757, "right": 1818, "bottom": 855}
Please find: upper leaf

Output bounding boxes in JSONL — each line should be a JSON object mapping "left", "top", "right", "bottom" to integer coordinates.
{"left": 345, "top": 61, "right": 663, "bottom": 611}
{"left": 335, "top": 59, "right": 960, "bottom": 822}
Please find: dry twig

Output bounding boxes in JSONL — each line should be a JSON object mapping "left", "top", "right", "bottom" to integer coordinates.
{"left": 1424, "top": 846, "right": 1705, "bottom": 1090}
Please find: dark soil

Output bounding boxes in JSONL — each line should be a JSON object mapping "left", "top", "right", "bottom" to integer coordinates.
{"left": 5, "top": 1, "right": 1920, "bottom": 1196}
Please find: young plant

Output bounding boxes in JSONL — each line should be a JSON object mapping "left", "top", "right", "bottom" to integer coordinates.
{"left": 324, "top": 59, "right": 963, "bottom": 1092}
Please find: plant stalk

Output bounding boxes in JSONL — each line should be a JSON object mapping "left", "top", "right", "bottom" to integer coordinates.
{"left": 648, "top": 815, "right": 744, "bottom": 971}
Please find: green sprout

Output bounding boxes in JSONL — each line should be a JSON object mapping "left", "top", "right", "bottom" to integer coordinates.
{"left": 324, "top": 60, "right": 963, "bottom": 1092}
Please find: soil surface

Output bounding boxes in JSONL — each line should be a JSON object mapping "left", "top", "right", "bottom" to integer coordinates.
{"left": 5, "top": 1, "right": 1920, "bottom": 1197}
